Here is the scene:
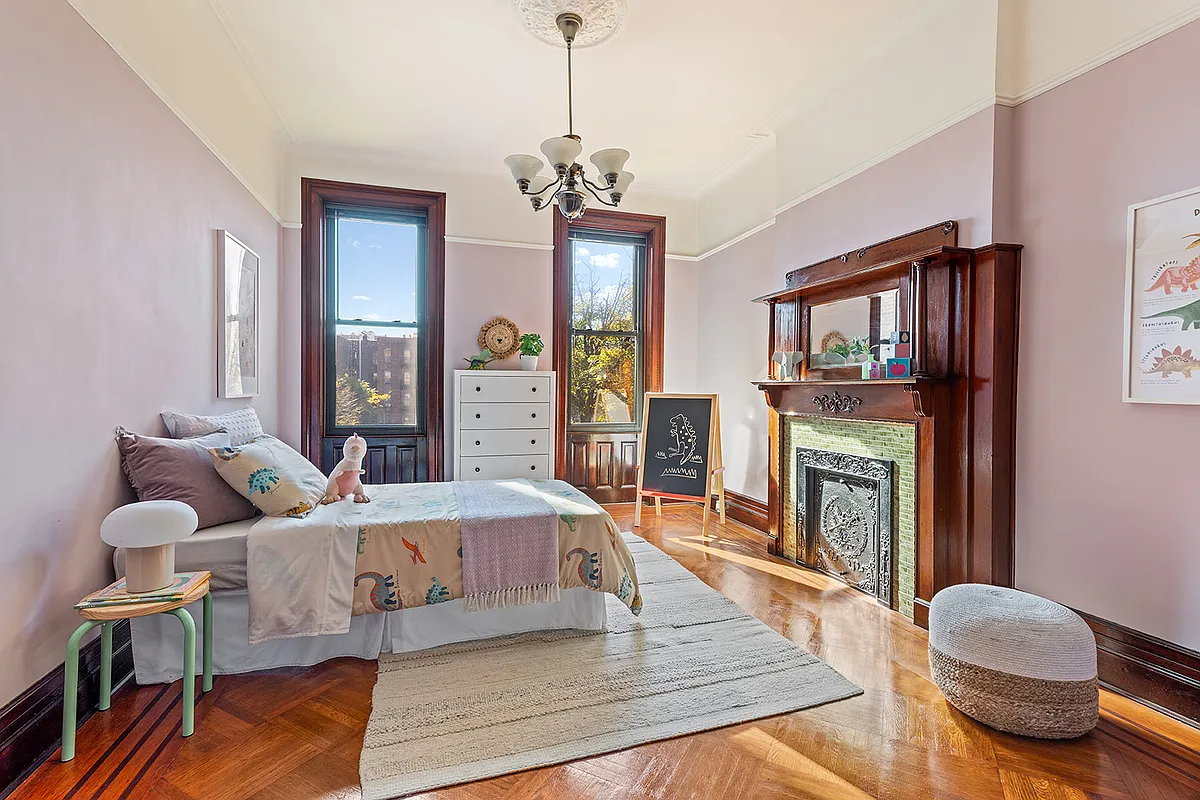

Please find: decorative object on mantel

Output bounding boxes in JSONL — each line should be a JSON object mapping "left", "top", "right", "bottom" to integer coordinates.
{"left": 633, "top": 394, "right": 725, "bottom": 535}
{"left": 504, "top": 4, "right": 634, "bottom": 219}
{"left": 216, "top": 230, "right": 259, "bottom": 399}
{"left": 750, "top": 220, "right": 1022, "bottom": 630}
{"left": 811, "top": 391, "right": 863, "bottom": 414}
{"left": 477, "top": 316, "right": 521, "bottom": 360}
{"left": 518, "top": 332, "right": 545, "bottom": 370}
{"left": 1123, "top": 184, "right": 1200, "bottom": 404}
{"left": 885, "top": 358, "right": 912, "bottom": 378}
{"left": 929, "top": 584, "right": 1098, "bottom": 739}
{"left": 463, "top": 349, "right": 496, "bottom": 370}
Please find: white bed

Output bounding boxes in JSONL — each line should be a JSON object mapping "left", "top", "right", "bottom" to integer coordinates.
{"left": 114, "top": 517, "right": 607, "bottom": 685}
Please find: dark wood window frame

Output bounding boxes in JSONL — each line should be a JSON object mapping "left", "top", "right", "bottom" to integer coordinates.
{"left": 553, "top": 209, "right": 665, "bottom": 496}
{"left": 301, "top": 178, "right": 446, "bottom": 481}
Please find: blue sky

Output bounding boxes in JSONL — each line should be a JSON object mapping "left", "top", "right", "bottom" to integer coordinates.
{"left": 336, "top": 217, "right": 419, "bottom": 323}
{"left": 572, "top": 238, "right": 634, "bottom": 320}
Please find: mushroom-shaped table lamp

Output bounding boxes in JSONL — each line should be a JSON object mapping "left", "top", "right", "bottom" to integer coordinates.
{"left": 100, "top": 500, "right": 198, "bottom": 592}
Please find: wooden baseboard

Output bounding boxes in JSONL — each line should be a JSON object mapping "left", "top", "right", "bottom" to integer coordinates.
{"left": 1075, "top": 610, "right": 1200, "bottom": 728}
{"left": 1, "top": 619, "right": 134, "bottom": 796}
{"left": 710, "top": 490, "right": 771, "bottom": 536}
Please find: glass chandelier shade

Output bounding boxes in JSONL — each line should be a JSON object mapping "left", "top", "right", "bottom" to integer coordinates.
{"left": 504, "top": 12, "right": 633, "bottom": 219}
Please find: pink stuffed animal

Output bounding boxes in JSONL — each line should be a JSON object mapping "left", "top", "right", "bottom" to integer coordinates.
{"left": 321, "top": 433, "right": 370, "bottom": 504}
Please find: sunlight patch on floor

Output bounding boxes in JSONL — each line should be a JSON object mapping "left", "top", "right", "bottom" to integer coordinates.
{"left": 731, "top": 727, "right": 875, "bottom": 799}
{"left": 667, "top": 536, "right": 840, "bottom": 592}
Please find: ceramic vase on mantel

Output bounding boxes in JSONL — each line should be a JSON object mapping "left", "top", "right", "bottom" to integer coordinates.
{"left": 520, "top": 355, "right": 539, "bottom": 371}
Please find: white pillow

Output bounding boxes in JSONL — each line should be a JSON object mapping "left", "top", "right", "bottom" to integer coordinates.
{"left": 162, "top": 407, "right": 263, "bottom": 446}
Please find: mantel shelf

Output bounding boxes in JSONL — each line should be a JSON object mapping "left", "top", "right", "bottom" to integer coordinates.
{"left": 753, "top": 378, "right": 924, "bottom": 388}
{"left": 752, "top": 245, "right": 972, "bottom": 304}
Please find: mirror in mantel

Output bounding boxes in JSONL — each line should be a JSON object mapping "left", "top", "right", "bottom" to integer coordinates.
{"left": 808, "top": 289, "right": 899, "bottom": 370}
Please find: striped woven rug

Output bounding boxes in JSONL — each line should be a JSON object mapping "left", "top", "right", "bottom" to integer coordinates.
{"left": 359, "top": 533, "right": 861, "bottom": 799}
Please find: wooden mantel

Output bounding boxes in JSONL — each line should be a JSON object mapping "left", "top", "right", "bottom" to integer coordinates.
{"left": 755, "top": 221, "right": 1022, "bottom": 628}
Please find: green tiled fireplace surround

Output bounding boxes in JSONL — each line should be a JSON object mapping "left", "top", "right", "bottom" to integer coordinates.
{"left": 782, "top": 416, "right": 916, "bottom": 619}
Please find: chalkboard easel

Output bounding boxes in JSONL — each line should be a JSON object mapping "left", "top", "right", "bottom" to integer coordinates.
{"left": 633, "top": 393, "right": 725, "bottom": 535}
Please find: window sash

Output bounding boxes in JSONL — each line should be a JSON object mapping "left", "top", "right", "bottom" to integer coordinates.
{"left": 566, "top": 230, "right": 647, "bottom": 431}
{"left": 324, "top": 206, "right": 428, "bottom": 434}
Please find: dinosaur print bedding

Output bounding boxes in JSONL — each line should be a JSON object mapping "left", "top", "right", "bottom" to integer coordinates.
{"left": 245, "top": 479, "right": 641, "bottom": 644}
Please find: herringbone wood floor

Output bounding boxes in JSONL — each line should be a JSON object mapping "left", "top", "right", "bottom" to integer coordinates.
{"left": 13, "top": 504, "right": 1200, "bottom": 799}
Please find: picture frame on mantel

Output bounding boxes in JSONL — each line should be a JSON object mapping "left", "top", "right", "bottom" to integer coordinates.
{"left": 1123, "top": 185, "right": 1200, "bottom": 405}
{"left": 216, "top": 230, "right": 260, "bottom": 399}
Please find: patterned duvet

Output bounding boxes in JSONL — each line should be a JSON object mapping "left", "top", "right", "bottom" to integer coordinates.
{"left": 246, "top": 479, "right": 641, "bottom": 644}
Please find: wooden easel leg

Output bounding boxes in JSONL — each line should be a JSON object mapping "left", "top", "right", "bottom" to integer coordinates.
{"left": 718, "top": 474, "right": 727, "bottom": 525}
{"left": 655, "top": 497, "right": 662, "bottom": 517}
{"left": 634, "top": 494, "right": 643, "bottom": 528}
{"left": 701, "top": 496, "right": 711, "bottom": 537}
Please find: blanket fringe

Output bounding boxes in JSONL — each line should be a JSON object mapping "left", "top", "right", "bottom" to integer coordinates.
{"left": 464, "top": 583, "right": 561, "bottom": 612}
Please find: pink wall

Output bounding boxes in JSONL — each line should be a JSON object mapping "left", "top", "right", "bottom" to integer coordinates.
{"left": 1012, "top": 20, "right": 1200, "bottom": 649}
{"left": 0, "top": 0, "right": 282, "bottom": 705}
{"left": 696, "top": 106, "right": 999, "bottom": 500}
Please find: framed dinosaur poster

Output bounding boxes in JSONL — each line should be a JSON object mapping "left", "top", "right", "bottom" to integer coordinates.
{"left": 633, "top": 393, "right": 726, "bottom": 534}
{"left": 1124, "top": 185, "right": 1200, "bottom": 404}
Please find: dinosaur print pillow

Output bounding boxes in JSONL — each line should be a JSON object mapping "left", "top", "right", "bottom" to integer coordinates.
{"left": 209, "top": 435, "right": 327, "bottom": 518}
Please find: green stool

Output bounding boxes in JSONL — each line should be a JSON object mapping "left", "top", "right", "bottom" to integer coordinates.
{"left": 64, "top": 572, "right": 212, "bottom": 761}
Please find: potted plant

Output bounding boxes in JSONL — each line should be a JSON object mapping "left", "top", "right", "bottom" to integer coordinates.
{"left": 518, "top": 333, "right": 544, "bottom": 371}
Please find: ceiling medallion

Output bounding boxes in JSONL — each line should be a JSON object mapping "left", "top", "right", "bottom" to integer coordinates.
{"left": 504, "top": 7, "right": 633, "bottom": 220}
{"left": 512, "top": 0, "right": 627, "bottom": 48}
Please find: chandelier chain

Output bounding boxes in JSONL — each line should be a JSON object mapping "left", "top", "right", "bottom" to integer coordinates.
{"left": 566, "top": 40, "right": 574, "bottom": 136}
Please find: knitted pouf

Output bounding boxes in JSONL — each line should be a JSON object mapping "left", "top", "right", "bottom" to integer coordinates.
{"left": 928, "top": 584, "right": 1098, "bottom": 739}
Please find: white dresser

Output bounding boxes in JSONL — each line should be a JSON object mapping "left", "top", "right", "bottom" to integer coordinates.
{"left": 454, "top": 370, "right": 556, "bottom": 481}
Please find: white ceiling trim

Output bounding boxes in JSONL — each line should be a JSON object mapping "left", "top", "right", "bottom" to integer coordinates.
{"left": 205, "top": 0, "right": 299, "bottom": 143}
{"left": 69, "top": 2, "right": 285, "bottom": 225}
{"left": 773, "top": 93, "right": 997, "bottom": 219}
{"left": 445, "top": 236, "right": 554, "bottom": 251}
{"left": 691, "top": 218, "right": 776, "bottom": 263}
{"left": 997, "top": 6, "right": 1200, "bottom": 107}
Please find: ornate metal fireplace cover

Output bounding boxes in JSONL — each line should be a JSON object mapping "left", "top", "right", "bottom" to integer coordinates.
{"left": 795, "top": 448, "right": 895, "bottom": 607}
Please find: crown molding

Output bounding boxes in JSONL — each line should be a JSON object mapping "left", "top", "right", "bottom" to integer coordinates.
{"left": 1001, "top": 8, "right": 1200, "bottom": 107}
{"left": 445, "top": 236, "right": 553, "bottom": 251}
{"left": 204, "top": 0, "right": 299, "bottom": 143}
{"left": 773, "top": 93, "right": 997, "bottom": 219}
{"left": 67, "top": 3, "right": 285, "bottom": 226}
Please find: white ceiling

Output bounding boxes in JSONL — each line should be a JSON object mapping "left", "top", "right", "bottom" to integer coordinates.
{"left": 125, "top": 0, "right": 928, "bottom": 194}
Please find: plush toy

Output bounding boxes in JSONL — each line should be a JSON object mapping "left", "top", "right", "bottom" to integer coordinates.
{"left": 322, "top": 433, "right": 370, "bottom": 504}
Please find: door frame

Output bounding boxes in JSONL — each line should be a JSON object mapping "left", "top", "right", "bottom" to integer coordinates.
{"left": 300, "top": 177, "right": 446, "bottom": 480}
{"left": 552, "top": 209, "right": 666, "bottom": 485}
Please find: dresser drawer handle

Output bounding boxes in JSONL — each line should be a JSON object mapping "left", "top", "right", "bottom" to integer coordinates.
{"left": 530, "top": 465, "right": 536, "bottom": 471}
{"left": 475, "top": 467, "right": 481, "bottom": 473}
{"left": 531, "top": 439, "right": 536, "bottom": 445}
{"left": 531, "top": 412, "right": 537, "bottom": 419}
{"left": 475, "top": 386, "right": 481, "bottom": 392}
{"left": 475, "top": 440, "right": 481, "bottom": 446}
{"left": 475, "top": 413, "right": 481, "bottom": 419}
{"left": 531, "top": 386, "right": 537, "bottom": 393}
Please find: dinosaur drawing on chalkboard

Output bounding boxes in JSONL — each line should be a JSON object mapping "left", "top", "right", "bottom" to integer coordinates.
{"left": 654, "top": 414, "right": 704, "bottom": 466}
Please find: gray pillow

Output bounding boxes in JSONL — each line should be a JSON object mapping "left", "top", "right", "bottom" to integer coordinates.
{"left": 116, "top": 427, "right": 260, "bottom": 529}
{"left": 161, "top": 407, "right": 264, "bottom": 446}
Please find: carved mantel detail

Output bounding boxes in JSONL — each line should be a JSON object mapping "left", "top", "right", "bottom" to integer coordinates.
{"left": 812, "top": 391, "right": 863, "bottom": 414}
{"left": 752, "top": 222, "right": 1022, "bottom": 631}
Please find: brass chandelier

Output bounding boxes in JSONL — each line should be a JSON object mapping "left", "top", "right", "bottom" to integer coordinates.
{"left": 504, "top": 12, "right": 633, "bottom": 219}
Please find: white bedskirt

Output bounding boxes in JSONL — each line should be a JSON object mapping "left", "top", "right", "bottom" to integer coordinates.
{"left": 130, "top": 588, "right": 608, "bottom": 685}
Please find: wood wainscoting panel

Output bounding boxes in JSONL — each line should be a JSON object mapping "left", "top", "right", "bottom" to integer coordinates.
{"left": 711, "top": 489, "right": 770, "bottom": 535}
{"left": 1078, "top": 610, "right": 1200, "bottom": 728}
{"left": 564, "top": 433, "right": 640, "bottom": 503}
{"left": 320, "top": 437, "right": 426, "bottom": 485}
{"left": 1, "top": 620, "right": 133, "bottom": 796}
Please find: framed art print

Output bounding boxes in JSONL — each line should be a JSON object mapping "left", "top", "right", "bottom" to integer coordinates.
{"left": 217, "top": 230, "right": 259, "bottom": 399}
{"left": 1123, "top": 186, "right": 1200, "bottom": 404}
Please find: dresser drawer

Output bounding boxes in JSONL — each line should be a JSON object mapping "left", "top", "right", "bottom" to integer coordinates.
{"left": 460, "top": 454, "right": 550, "bottom": 480}
{"left": 460, "top": 402, "right": 549, "bottom": 430}
{"left": 460, "top": 429, "right": 550, "bottom": 456}
{"left": 458, "top": 374, "right": 552, "bottom": 403}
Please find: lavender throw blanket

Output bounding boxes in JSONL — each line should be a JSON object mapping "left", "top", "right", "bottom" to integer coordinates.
{"left": 453, "top": 481, "right": 561, "bottom": 612}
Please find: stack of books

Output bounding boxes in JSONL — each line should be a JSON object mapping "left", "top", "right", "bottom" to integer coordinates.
{"left": 75, "top": 571, "right": 209, "bottom": 611}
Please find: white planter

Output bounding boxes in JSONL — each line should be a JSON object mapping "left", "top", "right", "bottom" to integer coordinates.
{"left": 520, "top": 354, "right": 539, "bottom": 371}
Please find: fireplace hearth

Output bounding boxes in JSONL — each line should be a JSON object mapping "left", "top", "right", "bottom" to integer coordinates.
{"left": 796, "top": 448, "right": 894, "bottom": 607}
